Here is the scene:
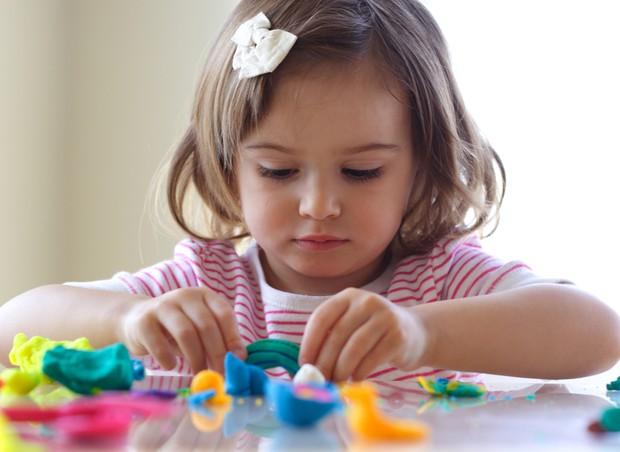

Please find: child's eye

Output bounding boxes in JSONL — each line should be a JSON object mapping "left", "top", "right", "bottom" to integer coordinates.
{"left": 342, "top": 167, "right": 383, "bottom": 182}
{"left": 257, "top": 166, "right": 298, "bottom": 180}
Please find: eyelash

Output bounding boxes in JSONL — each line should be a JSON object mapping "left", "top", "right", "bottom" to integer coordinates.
{"left": 257, "top": 166, "right": 383, "bottom": 183}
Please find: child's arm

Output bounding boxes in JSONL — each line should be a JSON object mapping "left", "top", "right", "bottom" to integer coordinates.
{"left": 0, "top": 284, "right": 245, "bottom": 373}
{"left": 0, "top": 284, "right": 142, "bottom": 365}
{"left": 415, "top": 283, "right": 620, "bottom": 379}
{"left": 300, "top": 284, "right": 620, "bottom": 381}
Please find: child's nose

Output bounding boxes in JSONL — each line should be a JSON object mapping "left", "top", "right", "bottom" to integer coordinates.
{"left": 298, "top": 178, "right": 341, "bottom": 220}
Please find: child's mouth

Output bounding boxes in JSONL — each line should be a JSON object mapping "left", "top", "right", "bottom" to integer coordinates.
{"left": 294, "top": 236, "right": 348, "bottom": 251}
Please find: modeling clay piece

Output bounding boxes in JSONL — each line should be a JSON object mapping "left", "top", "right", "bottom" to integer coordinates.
{"left": 188, "top": 390, "right": 216, "bottom": 406}
{"left": 417, "top": 377, "right": 486, "bottom": 398}
{"left": 0, "top": 413, "right": 42, "bottom": 452}
{"left": 225, "top": 352, "right": 268, "bottom": 396}
{"left": 190, "top": 370, "right": 232, "bottom": 406}
{"left": 9, "top": 333, "right": 92, "bottom": 384}
{"left": 607, "top": 377, "right": 620, "bottom": 391}
{"left": 588, "top": 420, "right": 606, "bottom": 433}
{"left": 132, "top": 389, "right": 178, "bottom": 400}
{"left": 600, "top": 407, "right": 620, "bottom": 432}
{"left": 267, "top": 380, "right": 340, "bottom": 428}
{"left": 341, "top": 382, "right": 428, "bottom": 442}
{"left": 177, "top": 387, "right": 191, "bottom": 397}
{"left": 0, "top": 368, "right": 40, "bottom": 395}
{"left": 293, "top": 364, "right": 326, "bottom": 385}
{"left": 2, "top": 393, "right": 174, "bottom": 441}
{"left": 246, "top": 339, "right": 300, "bottom": 376}
{"left": 42, "top": 343, "right": 144, "bottom": 395}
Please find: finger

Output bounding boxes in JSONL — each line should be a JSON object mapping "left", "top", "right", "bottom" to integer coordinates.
{"left": 179, "top": 297, "right": 229, "bottom": 371}
{"left": 332, "top": 317, "right": 387, "bottom": 382}
{"left": 158, "top": 306, "right": 205, "bottom": 374}
{"left": 138, "top": 315, "right": 178, "bottom": 370}
{"left": 208, "top": 295, "right": 246, "bottom": 360}
{"left": 352, "top": 329, "right": 401, "bottom": 381}
{"left": 195, "top": 300, "right": 230, "bottom": 374}
{"left": 314, "top": 306, "right": 372, "bottom": 381}
{"left": 126, "top": 340, "right": 149, "bottom": 357}
{"left": 162, "top": 330, "right": 182, "bottom": 357}
{"left": 299, "top": 292, "right": 351, "bottom": 366}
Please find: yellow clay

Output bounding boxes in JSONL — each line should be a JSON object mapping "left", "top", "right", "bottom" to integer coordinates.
{"left": 9, "top": 333, "right": 92, "bottom": 384}
{"left": 0, "top": 369, "right": 40, "bottom": 395}
{"left": 340, "top": 381, "right": 429, "bottom": 442}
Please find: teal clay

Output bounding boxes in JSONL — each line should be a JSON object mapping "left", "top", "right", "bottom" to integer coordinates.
{"left": 606, "top": 377, "right": 620, "bottom": 391}
{"left": 246, "top": 339, "right": 301, "bottom": 377}
{"left": 600, "top": 407, "right": 620, "bottom": 432}
{"left": 42, "top": 343, "right": 139, "bottom": 395}
{"left": 447, "top": 383, "right": 486, "bottom": 398}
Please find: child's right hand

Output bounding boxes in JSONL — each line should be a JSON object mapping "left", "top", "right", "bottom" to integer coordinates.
{"left": 119, "top": 287, "right": 246, "bottom": 374}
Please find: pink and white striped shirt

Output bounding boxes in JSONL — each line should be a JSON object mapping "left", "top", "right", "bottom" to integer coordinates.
{"left": 70, "top": 234, "right": 564, "bottom": 392}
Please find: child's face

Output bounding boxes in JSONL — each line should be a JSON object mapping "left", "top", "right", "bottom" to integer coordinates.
{"left": 236, "top": 59, "right": 415, "bottom": 295}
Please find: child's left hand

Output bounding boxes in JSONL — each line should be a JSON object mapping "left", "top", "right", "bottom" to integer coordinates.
{"left": 299, "top": 288, "right": 428, "bottom": 382}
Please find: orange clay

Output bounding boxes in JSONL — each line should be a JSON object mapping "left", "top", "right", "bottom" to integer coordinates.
{"left": 340, "top": 381, "right": 429, "bottom": 442}
{"left": 190, "top": 370, "right": 231, "bottom": 405}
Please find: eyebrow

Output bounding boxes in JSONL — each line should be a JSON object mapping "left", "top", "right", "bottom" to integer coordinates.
{"left": 243, "top": 142, "right": 400, "bottom": 154}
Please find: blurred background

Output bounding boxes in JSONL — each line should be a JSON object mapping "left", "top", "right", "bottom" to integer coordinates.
{"left": 1, "top": 1, "right": 618, "bottom": 311}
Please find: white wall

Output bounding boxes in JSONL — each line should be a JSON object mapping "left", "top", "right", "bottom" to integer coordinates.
{"left": 0, "top": 1, "right": 236, "bottom": 303}
{"left": 424, "top": 0, "right": 620, "bottom": 310}
{"left": 0, "top": 0, "right": 68, "bottom": 302}
{"left": 64, "top": 1, "right": 235, "bottom": 282}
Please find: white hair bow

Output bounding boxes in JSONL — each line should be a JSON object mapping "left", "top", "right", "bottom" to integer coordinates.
{"left": 231, "top": 12, "right": 297, "bottom": 79}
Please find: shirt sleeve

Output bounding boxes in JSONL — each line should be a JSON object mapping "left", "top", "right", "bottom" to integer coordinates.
{"left": 63, "top": 278, "right": 129, "bottom": 293}
{"left": 437, "top": 235, "right": 571, "bottom": 300}
{"left": 65, "top": 239, "right": 238, "bottom": 298}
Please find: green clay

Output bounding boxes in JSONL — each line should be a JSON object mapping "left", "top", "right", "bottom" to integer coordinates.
{"left": 418, "top": 377, "right": 486, "bottom": 398}
{"left": 606, "top": 377, "right": 620, "bottom": 391}
{"left": 446, "top": 383, "right": 486, "bottom": 398}
{"left": 42, "top": 343, "right": 135, "bottom": 395}
{"left": 247, "top": 339, "right": 300, "bottom": 358}
{"left": 177, "top": 387, "right": 191, "bottom": 397}
{"left": 246, "top": 339, "right": 300, "bottom": 376}
{"left": 601, "top": 407, "right": 620, "bottom": 432}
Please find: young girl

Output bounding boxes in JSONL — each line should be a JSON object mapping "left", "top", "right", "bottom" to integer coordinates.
{"left": 1, "top": 0, "right": 618, "bottom": 386}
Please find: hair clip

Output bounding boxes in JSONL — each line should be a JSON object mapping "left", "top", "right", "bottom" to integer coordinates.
{"left": 231, "top": 12, "right": 297, "bottom": 79}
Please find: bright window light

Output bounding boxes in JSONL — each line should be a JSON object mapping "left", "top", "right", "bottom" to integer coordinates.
{"left": 424, "top": 1, "right": 620, "bottom": 311}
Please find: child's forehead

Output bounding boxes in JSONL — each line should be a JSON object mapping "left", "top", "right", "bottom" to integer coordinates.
{"left": 243, "top": 59, "right": 412, "bottom": 151}
{"left": 271, "top": 57, "right": 405, "bottom": 105}
{"left": 258, "top": 58, "right": 406, "bottom": 118}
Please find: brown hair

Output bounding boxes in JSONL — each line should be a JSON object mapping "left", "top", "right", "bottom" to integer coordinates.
{"left": 167, "top": 0, "right": 505, "bottom": 255}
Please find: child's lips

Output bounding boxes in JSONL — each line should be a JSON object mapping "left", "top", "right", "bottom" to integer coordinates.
{"left": 294, "top": 236, "right": 348, "bottom": 251}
